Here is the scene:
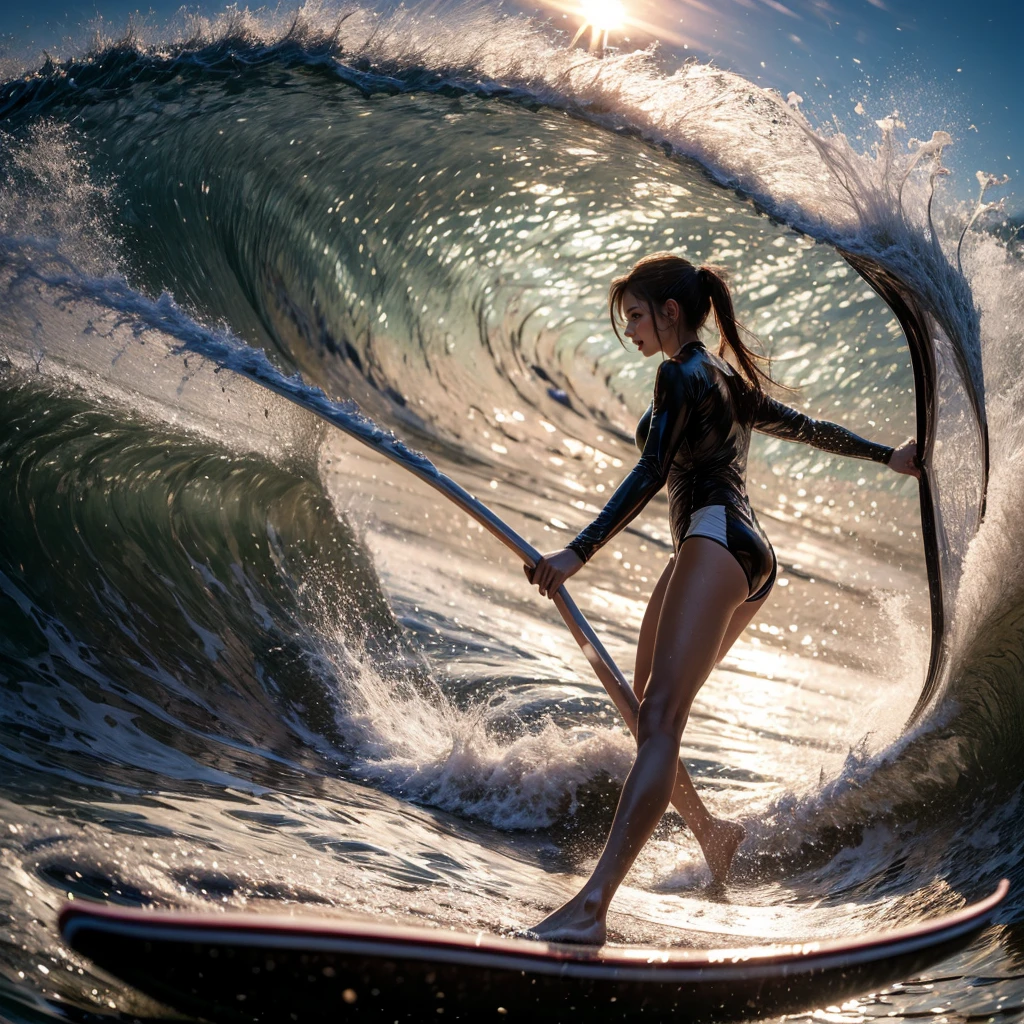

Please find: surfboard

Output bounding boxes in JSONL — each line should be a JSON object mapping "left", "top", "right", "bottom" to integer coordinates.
{"left": 60, "top": 879, "right": 1007, "bottom": 1022}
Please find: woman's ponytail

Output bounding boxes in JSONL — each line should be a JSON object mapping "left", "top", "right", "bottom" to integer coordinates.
{"left": 698, "top": 266, "right": 771, "bottom": 398}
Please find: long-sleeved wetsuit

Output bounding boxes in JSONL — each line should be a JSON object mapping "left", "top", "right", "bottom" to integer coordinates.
{"left": 566, "top": 341, "right": 894, "bottom": 601}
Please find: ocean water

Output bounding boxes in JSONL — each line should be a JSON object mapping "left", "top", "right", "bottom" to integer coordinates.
{"left": 0, "top": 4, "right": 1022, "bottom": 1021}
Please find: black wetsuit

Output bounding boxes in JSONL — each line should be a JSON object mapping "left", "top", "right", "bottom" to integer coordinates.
{"left": 566, "top": 341, "right": 894, "bottom": 602}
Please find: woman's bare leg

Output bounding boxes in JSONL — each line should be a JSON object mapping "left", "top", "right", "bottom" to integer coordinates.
{"left": 633, "top": 555, "right": 675, "bottom": 701}
{"left": 636, "top": 560, "right": 767, "bottom": 700}
{"left": 716, "top": 592, "right": 769, "bottom": 663}
{"left": 529, "top": 539, "right": 749, "bottom": 943}
{"left": 667, "top": 588, "right": 770, "bottom": 878}
{"left": 636, "top": 560, "right": 769, "bottom": 881}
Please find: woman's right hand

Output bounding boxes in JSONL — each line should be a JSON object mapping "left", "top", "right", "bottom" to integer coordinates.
{"left": 524, "top": 548, "right": 584, "bottom": 599}
{"left": 888, "top": 438, "right": 921, "bottom": 479}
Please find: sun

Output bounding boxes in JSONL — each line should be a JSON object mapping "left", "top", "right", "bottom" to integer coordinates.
{"left": 578, "top": 0, "right": 626, "bottom": 32}
{"left": 568, "top": 0, "right": 627, "bottom": 51}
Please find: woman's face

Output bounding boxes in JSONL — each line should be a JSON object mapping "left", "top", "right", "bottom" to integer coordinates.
{"left": 622, "top": 290, "right": 680, "bottom": 358}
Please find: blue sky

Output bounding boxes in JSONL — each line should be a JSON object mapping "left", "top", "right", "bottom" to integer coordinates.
{"left": 1, "top": 0, "right": 1020, "bottom": 213}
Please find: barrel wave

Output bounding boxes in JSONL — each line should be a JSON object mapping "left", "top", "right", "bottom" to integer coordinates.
{"left": 0, "top": 5, "right": 1022, "bottom": 1021}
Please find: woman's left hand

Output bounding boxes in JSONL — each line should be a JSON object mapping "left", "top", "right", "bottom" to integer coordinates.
{"left": 524, "top": 548, "right": 584, "bottom": 599}
{"left": 889, "top": 438, "right": 921, "bottom": 479}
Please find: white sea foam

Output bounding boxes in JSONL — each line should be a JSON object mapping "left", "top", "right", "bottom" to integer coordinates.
{"left": 936, "top": 231, "right": 1024, "bottom": 698}
{"left": 307, "top": 624, "right": 634, "bottom": 829}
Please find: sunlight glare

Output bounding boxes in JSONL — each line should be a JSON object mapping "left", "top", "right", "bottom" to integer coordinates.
{"left": 579, "top": 0, "right": 626, "bottom": 32}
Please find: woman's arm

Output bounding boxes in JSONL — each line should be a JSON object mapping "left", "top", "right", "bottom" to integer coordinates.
{"left": 753, "top": 392, "right": 895, "bottom": 464}
{"left": 526, "top": 361, "right": 692, "bottom": 598}
{"left": 567, "top": 361, "right": 692, "bottom": 562}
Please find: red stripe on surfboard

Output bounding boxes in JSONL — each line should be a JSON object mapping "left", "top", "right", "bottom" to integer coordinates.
{"left": 58, "top": 878, "right": 1008, "bottom": 969}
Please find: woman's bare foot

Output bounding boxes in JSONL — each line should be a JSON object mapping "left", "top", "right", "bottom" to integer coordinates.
{"left": 526, "top": 890, "right": 607, "bottom": 945}
{"left": 703, "top": 818, "right": 745, "bottom": 883}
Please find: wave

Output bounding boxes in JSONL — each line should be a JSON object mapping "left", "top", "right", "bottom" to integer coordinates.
{"left": 0, "top": 0, "right": 1021, "bottom": 924}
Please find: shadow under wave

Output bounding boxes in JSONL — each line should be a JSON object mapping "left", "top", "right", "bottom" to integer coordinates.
{"left": 0, "top": 371, "right": 427, "bottom": 799}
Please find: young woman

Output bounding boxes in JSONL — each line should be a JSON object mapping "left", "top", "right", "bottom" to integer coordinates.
{"left": 524, "top": 253, "right": 919, "bottom": 945}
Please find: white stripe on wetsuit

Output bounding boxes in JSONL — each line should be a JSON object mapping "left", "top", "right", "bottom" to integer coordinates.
{"left": 684, "top": 505, "right": 729, "bottom": 545}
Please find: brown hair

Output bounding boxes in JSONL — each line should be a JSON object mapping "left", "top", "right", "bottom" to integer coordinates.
{"left": 609, "top": 252, "right": 777, "bottom": 409}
